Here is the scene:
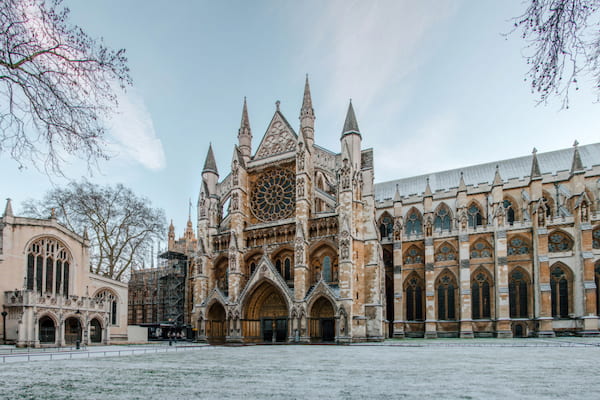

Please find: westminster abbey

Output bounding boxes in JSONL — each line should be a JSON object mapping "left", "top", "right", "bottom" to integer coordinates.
{"left": 163, "top": 78, "right": 600, "bottom": 342}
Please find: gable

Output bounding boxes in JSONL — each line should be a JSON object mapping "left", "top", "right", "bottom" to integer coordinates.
{"left": 254, "top": 111, "right": 297, "bottom": 160}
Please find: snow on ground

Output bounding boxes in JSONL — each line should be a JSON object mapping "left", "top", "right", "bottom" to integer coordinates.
{"left": 1, "top": 339, "right": 600, "bottom": 399}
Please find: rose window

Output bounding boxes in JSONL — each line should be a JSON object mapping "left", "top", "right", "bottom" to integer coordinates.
{"left": 251, "top": 169, "right": 295, "bottom": 222}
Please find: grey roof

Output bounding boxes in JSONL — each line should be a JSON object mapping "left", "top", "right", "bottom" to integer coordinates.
{"left": 341, "top": 101, "right": 360, "bottom": 136}
{"left": 375, "top": 143, "right": 600, "bottom": 201}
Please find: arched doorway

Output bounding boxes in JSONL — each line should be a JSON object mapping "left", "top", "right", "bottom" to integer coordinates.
{"left": 64, "top": 317, "right": 82, "bottom": 345}
{"left": 309, "top": 297, "right": 335, "bottom": 342}
{"left": 243, "top": 282, "right": 288, "bottom": 343}
{"left": 39, "top": 316, "right": 56, "bottom": 344}
{"left": 206, "top": 302, "right": 226, "bottom": 343}
{"left": 90, "top": 319, "right": 102, "bottom": 343}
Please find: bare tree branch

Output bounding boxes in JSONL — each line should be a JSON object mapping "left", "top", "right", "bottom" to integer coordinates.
{"left": 0, "top": 0, "right": 131, "bottom": 173}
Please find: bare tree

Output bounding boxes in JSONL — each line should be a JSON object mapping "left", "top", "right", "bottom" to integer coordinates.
{"left": 513, "top": 0, "right": 600, "bottom": 107}
{"left": 0, "top": 0, "right": 131, "bottom": 173}
{"left": 22, "top": 181, "right": 166, "bottom": 281}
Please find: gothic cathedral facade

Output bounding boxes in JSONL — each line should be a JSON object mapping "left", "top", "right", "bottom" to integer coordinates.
{"left": 167, "top": 78, "right": 600, "bottom": 342}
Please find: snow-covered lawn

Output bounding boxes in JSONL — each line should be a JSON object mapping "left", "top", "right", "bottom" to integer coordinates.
{"left": 2, "top": 339, "right": 600, "bottom": 399}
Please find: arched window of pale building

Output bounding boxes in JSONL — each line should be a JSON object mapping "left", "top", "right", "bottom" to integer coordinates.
{"left": 403, "top": 245, "right": 424, "bottom": 265}
{"left": 435, "top": 242, "right": 457, "bottom": 262}
{"left": 507, "top": 235, "right": 530, "bottom": 256}
{"left": 548, "top": 230, "right": 573, "bottom": 252}
{"left": 467, "top": 203, "right": 483, "bottom": 228}
{"left": 404, "top": 274, "right": 424, "bottom": 321}
{"left": 26, "top": 237, "right": 71, "bottom": 297}
{"left": 470, "top": 239, "right": 493, "bottom": 259}
{"left": 96, "top": 289, "right": 119, "bottom": 326}
{"left": 503, "top": 198, "right": 516, "bottom": 224}
{"left": 434, "top": 203, "right": 452, "bottom": 232}
{"left": 378, "top": 213, "right": 394, "bottom": 239}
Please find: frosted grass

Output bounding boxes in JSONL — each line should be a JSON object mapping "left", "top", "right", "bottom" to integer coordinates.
{"left": 2, "top": 339, "right": 600, "bottom": 399}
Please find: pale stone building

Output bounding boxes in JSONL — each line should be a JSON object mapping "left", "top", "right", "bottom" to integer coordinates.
{"left": 167, "top": 78, "right": 600, "bottom": 342}
{"left": 0, "top": 201, "right": 128, "bottom": 347}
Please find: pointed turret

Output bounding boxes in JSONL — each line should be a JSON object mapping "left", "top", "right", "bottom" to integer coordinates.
{"left": 300, "top": 75, "right": 315, "bottom": 148}
{"left": 202, "top": 144, "right": 219, "bottom": 195}
{"left": 3, "top": 198, "right": 13, "bottom": 218}
{"left": 570, "top": 140, "right": 584, "bottom": 175}
{"left": 184, "top": 199, "right": 194, "bottom": 240}
{"left": 424, "top": 178, "right": 433, "bottom": 197}
{"left": 341, "top": 100, "right": 360, "bottom": 137}
{"left": 393, "top": 184, "right": 402, "bottom": 202}
{"left": 458, "top": 172, "right": 467, "bottom": 192}
{"left": 238, "top": 97, "right": 252, "bottom": 162}
{"left": 530, "top": 147, "right": 542, "bottom": 180}
{"left": 202, "top": 144, "right": 218, "bottom": 175}
{"left": 492, "top": 165, "right": 503, "bottom": 187}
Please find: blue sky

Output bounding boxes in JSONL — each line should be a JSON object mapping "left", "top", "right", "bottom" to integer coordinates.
{"left": 2, "top": 1, "right": 599, "bottom": 245}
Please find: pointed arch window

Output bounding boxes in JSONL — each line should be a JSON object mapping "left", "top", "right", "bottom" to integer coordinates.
{"left": 434, "top": 205, "right": 452, "bottom": 231}
{"left": 470, "top": 240, "right": 493, "bottom": 259}
{"left": 435, "top": 243, "right": 457, "bottom": 262}
{"left": 379, "top": 214, "right": 394, "bottom": 239}
{"left": 592, "top": 227, "right": 600, "bottom": 249}
{"left": 504, "top": 199, "right": 516, "bottom": 224}
{"left": 436, "top": 272, "right": 457, "bottom": 320}
{"left": 509, "top": 268, "right": 529, "bottom": 318}
{"left": 508, "top": 236, "right": 530, "bottom": 256}
{"left": 405, "top": 210, "right": 422, "bottom": 236}
{"left": 96, "top": 290, "right": 118, "bottom": 326}
{"left": 403, "top": 245, "right": 424, "bottom": 265}
{"left": 26, "top": 237, "right": 71, "bottom": 297}
{"left": 467, "top": 204, "right": 483, "bottom": 228}
{"left": 284, "top": 258, "right": 292, "bottom": 281}
{"left": 405, "top": 276, "right": 424, "bottom": 321}
{"left": 472, "top": 270, "right": 491, "bottom": 319}
{"left": 595, "top": 262, "right": 600, "bottom": 316}
{"left": 550, "top": 264, "right": 571, "bottom": 318}
{"left": 548, "top": 231, "right": 573, "bottom": 252}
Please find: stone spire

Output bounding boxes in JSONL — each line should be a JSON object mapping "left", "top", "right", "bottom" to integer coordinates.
{"left": 492, "top": 165, "right": 503, "bottom": 187}
{"left": 570, "top": 140, "right": 584, "bottom": 175}
{"left": 341, "top": 100, "right": 360, "bottom": 137}
{"left": 300, "top": 75, "right": 315, "bottom": 148}
{"left": 202, "top": 144, "right": 218, "bottom": 175}
{"left": 3, "top": 198, "right": 13, "bottom": 217}
{"left": 530, "top": 147, "right": 542, "bottom": 180}
{"left": 424, "top": 178, "right": 433, "bottom": 197}
{"left": 168, "top": 220, "right": 175, "bottom": 241}
{"left": 458, "top": 172, "right": 467, "bottom": 192}
{"left": 237, "top": 97, "right": 252, "bottom": 161}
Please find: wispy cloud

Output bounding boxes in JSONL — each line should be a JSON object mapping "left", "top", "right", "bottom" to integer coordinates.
{"left": 310, "top": 0, "right": 458, "bottom": 114}
{"left": 106, "top": 89, "right": 166, "bottom": 171}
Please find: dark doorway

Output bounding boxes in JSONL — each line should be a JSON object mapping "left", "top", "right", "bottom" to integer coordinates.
{"left": 39, "top": 317, "right": 56, "bottom": 344}
{"left": 64, "top": 317, "right": 82, "bottom": 345}
{"left": 262, "top": 318, "right": 287, "bottom": 342}
{"left": 321, "top": 318, "right": 335, "bottom": 342}
{"left": 514, "top": 323, "right": 525, "bottom": 338}
{"left": 90, "top": 319, "right": 102, "bottom": 343}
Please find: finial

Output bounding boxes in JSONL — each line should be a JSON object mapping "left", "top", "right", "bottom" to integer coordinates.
{"left": 275, "top": 100, "right": 280, "bottom": 111}
{"left": 573, "top": 140, "right": 579, "bottom": 147}
{"left": 532, "top": 147, "right": 537, "bottom": 154}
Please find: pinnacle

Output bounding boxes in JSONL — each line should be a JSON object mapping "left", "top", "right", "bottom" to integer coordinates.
{"left": 341, "top": 100, "right": 360, "bottom": 137}
{"left": 570, "top": 139, "right": 584, "bottom": 174}
{"left": 238, "top": 97, "right": 251, "bottom": 136}
{"left": 203, "top": 143, "right": 219, "bottom": 175}
{"left": 3, "top": 198, "right": 13, "bottom": 217}
{"left": 300, "top": 74, "right": 314, "bottom": 118}
{"left": 492, "top": 165, "right": 503, "bottom": 186}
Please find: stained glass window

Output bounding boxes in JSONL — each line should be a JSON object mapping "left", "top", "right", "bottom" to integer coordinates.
{"left": 548, "top": 231, "right": 573, "bottom": 252}
{"left": 508, "top": 236, "right": 530, "bottom": 255}
{"left": 434, "top": 205, "right": 452, "bottom": 231}
{"left": 550, "top": 264, "right": 570, "bottom": 318}
{"left": 593, "top": 228, "right": 600, "bottom": 249}
{"left": 404, "top": 246, "right": 424, "bottom": 265}
{"left": 468, "top": 204, "right": 483, "bottom": 227}
{"left": 250, "top": 169, "right": 296, "bottom": 222}
{"left": 437, "top": 273, "right": 456, "bottom": 320}
{"left": 379, "top": 214, "right": 394, "bottom": 239}
{"left": 405, "top": 210, "right": 422, "bottom": 236}
{"left": 509, "top": 269, "right": 528, "bottom": 318}
{"left": 26, "top": 237, "right": 71, "bottom": 297}
{"left": 435, "top": 243, "right": 457, "bottom": 262}
{"left": 405, "top": 276, "right": 424, "bottom": 321}
{"left": 472, "top": 271, "right": 491, "bottom": 319}
{"left": 471, "top": 240, "right": 493, "bottom": 258}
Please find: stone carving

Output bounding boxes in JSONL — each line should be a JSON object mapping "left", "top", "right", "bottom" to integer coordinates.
{"left": 393, "top": 217, "right": 403, "bottom": 240}
{"left": 425, "top": 216, "right": 433, "bottom": 237}
{"left": 340, "top": 230, "right": 350, "bottom": 259}
{"left": 255, "top": 119, "right": 296, "bottom": 158}
{"left": 537, "top": 205, "right": 546, "bottom": 227}
{"left": 340, "top": 158, "right": 351, "bottom": 190}
{"left": 295, "top": 239, "right": 304, "bottom": 265}
{"left": 581, "top": 201, "right": 589, "bottom": 222}
{"left": 230, "top": 192, "right": 239, "bottom": 211}
{"left": 232, "top": 160, "right": 239, "bottom": 186}
{"left": 495, "top": 203, "right": 505, "bottom": 227}
{"left": 297, "top": 177, "right": 305, "bottom": 198}
{"left": 297, "top": 143, "right": 305, "bottom": 171}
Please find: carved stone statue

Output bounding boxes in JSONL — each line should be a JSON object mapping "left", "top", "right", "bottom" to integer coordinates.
{"left": 340, "top": 158, "right": 351, "bottom": 190}
{"left": 393, "top": 217, "right": 403, "bottom": 240}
